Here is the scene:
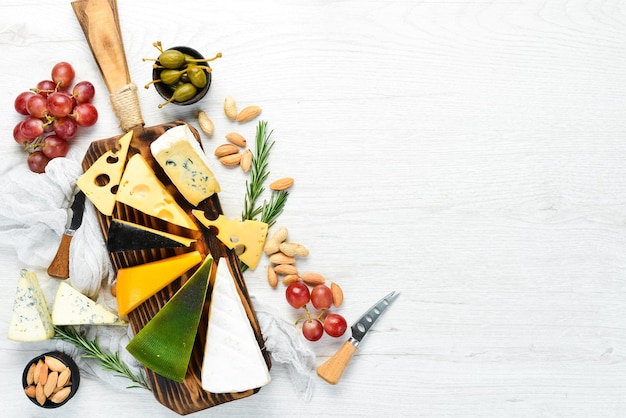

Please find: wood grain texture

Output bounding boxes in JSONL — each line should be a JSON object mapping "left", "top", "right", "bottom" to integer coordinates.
{"left": 1, "top": 0, "right": 626, "bottom": 417}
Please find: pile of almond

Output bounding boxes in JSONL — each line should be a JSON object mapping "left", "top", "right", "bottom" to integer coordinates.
{"left": 24, "top": 355, "right": 73, "bottom": 406}
{"left": 264, "top": 226, "right": 343, "bottom": 308}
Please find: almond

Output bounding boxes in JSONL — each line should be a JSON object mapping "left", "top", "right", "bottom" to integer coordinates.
{"left": 225, "top": 132, "right": 247, "bottom": 147}
{"left": 35, "top": 383, "right": 46, "bottom": 405}
{"left": 26, "top": 363, "right": 36, "bottom": 385}
{"left": 38, "top": 363, "right": 49, "bottom": 385}
{"left": 301, "top": 272, "right": 325, "bottom": 286}
{"left": 219, "top": 153, "right": 242, "bottom": 167}
{"left": 274, "top": 264, "right": 298, "bottom": 275}
{"left": 57, "top": 368, "right": 71, "bottom": 388}
{"left": 197, "top": 111, "right": 214, "bottom": 137}
{"left": 331, "top": 282, "right": 344, "bottom": 307}
{"left": 24, "top": 385, "right": 36, "bottom": 398}
{"left": 240, "top": 149, "right": 252, "bottom": 173}
{"left": 214, "top": 143, "right": 239, "bottom": 157}
{"left": 282, "top": 274, "right": 300, "bottom": 285}
{"left": 269, "top": 177, "right": 294, "bottom": 191}
{"left": 267, "top": 266, "right": 278, "bottom": 288}
{"left": 45, "top": 356, "right": 66, "bottom": 373}
{"left": 33, "top": 359, "right": 43, "bottom": 384}
{"left": 44, "top": 372, "right": 58, "bottom": 397}
{"left": 236, "top": 105, "right": 262, "bottom": 123}
{"left": 49, "top": 386, "right": 71, "bottom": 404}
{"left": 224, "top": 96, "right": 237, "bottom": 120}
{"left": 268, "top": 252, "right": 296, "bottom": 265}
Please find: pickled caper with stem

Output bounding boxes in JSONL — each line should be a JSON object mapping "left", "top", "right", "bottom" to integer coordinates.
{"left": 158, "top": 83, "right": 198, "bottom": 108}
{"left": 186, "top": 65, "right": 209, "bottom": 88}
{"left": 144, "top": 69, "right": 184, "bottom": 89}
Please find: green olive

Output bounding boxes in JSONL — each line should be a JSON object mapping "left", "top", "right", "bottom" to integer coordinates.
{"left": 187, "top": 65, "right": 207, "bottom": 88}
{"left": 157, "top": 49, "right": 186, "bottom": 69}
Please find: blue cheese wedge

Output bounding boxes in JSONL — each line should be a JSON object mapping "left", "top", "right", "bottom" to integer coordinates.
{"left": 8, "top": 270, "right": 54, "bottom": 342}
{"left": 150, "top": 124, "right": 220, "bottom": 206}
{"left": 201, "top": 259, "right": 271, "bottom": 393}
{"left": 52, "top": 282, "right": 122, "bottom": 325}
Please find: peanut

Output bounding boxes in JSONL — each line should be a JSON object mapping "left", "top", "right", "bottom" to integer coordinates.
{"left": 224, "top": 96, "right": 237, "bottom": 120}
{"left": 197, "top": 111, "right": 214, "bottom": 137}
{"left": 279, "top": 242, "right": 309, "bottom": 257}
{"left": 331, "top": 282, "right": 344, "bottom": 307}
{"left": 264, "top": 226, "right": 288, "bottom": 255}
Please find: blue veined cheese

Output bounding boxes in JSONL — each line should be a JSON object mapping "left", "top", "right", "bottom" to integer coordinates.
{"left": 8, "top": 270, "right": 54, "bottom": 342}
{"left": 201, "top": 259, "right": 271, "bottom": 393}
{"left": 52, "top": 282, "right": 123, "bottom": 325}
{"left": 150, "top": 124, "right": 220, "bottom": 206}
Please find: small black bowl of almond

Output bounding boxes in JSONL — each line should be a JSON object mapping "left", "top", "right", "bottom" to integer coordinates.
{"left": 22, "top": 351, "right": 80, "bottom": 408}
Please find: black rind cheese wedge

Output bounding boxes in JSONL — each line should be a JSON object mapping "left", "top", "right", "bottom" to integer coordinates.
{"left": 107, "top": 219, "right": 196, "bottom": 252}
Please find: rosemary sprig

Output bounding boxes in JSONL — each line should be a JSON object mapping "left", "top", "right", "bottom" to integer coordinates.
{"left": 53, "top": 325, "right": 149, "bottom": 390}
{"left": 261, "top": 189, "right": 289, "bottom": 228}
{"left": 242, "top": 121, "right": 274, "bottom": 222}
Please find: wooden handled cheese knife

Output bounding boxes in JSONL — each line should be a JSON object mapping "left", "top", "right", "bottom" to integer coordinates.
{"left": 47, "top": 189, "right": 86, "bottom": 279}
{"left": 317, "top": 290, "right": 400, "bottom": 384}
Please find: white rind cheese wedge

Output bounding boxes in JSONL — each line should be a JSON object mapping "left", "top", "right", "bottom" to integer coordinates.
{"left": 150, "top": 124, "right": 220, "bottom": 206}
{"left": 201, "top": 259, "right": 271, "bottom": 393}
{"left": 52, "top": 282, "right": 121, "bottom": 325}
{"left": 8, "top": 270, "right": 54, "bottom": 342}
{"left": 116, "top": 153, "right": 198, "bottom": 230}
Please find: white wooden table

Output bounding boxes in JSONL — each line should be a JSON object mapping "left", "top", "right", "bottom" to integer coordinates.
{"left": 1, "top": 1, "right": 625, "bottom": 417}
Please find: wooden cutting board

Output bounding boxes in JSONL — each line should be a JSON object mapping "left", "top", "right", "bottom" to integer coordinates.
{"left": 81, "top": 120, "right": 272, "bottom": 415}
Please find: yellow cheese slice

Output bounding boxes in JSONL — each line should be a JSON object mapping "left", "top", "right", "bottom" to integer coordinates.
{"left": 192, "top": 211, "right": 267, "bottom": 270}
{"left": 150, "top": 124, "right": 220, "bottom": 206}
{"left": 116, "top": 153, "right": 198, "bottom": 230}
{"left": 77, "top": 131, "right": 133, "bottom": 216}
{"left": 115, "top": 251, "right": 203, "bottom": 317}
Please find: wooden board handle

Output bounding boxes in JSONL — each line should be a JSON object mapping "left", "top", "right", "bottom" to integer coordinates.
{"left": 316, "top": 339, "right": 358, "bottom": 385}
{"left": 47, "top": 234, "right": 73, "bottom": 279}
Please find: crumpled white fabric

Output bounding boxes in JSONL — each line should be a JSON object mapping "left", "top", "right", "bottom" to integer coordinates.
{"left": 0, "top": 156, "right": 315, "bottom": 399}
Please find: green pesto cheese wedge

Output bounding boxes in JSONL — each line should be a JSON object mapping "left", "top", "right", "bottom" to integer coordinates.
{"left": 126, "top": 255, "right": 213, "bottom": 383}
{"left": 107, "top": 219, "right": 196, "bottom": 252}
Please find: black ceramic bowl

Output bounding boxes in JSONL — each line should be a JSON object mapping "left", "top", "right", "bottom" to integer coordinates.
{"left": 152, "top": 46, "right": 211, "bottom": 106}
{"left": 22, "top": 351, "right": 80, "bottom": 408}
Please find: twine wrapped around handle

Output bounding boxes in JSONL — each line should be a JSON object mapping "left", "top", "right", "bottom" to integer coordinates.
{"left": 110, "top": 83, "right": 144, "bottom": 132}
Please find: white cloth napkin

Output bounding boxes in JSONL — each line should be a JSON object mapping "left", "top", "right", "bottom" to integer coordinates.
{"left": 0, "top": 156, "right": 315, "bottom": 400}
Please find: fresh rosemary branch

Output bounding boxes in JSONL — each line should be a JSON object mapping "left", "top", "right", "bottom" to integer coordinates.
{"left": 53, "top": 325, "right": 149, "bottom": 390}
{"left": 261, "top": 189, "right": 289, "bottom": 229}
{"left": 242, "top": 121, "right": 274, "bottom": 222}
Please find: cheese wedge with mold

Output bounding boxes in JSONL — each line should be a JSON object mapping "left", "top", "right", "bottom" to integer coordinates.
{"left": 107, "top": 218, "right": 196, "bottom": 252}
{"left": 201, "top": 258, "right": 270, "bottom": 392}
{"left": 150, "top": 124, "right": 220, "bottom": 206}
{"left": 77, "top": 130, "right": 133, "bottom": 216}
{"left": 192, "top": 211, "right": 267, "bottom": 270}
{"left": 115, "top": 251, "right": 203, "bottom": 317}
{"left": 52, "top": 282, "right": 122, "bottom": 325}
{"left": 116, "top": 153, "right": 198, "bottom": 230}
{"left": 8, "top": 270, "right": 54, "bottom": 342}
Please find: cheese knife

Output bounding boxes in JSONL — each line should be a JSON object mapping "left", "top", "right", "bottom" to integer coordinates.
{"left": 47, "top": 189, "right": 86, "bottom": 279}
{"left": 317, "top": 290, "right": 400, "bottom": 384}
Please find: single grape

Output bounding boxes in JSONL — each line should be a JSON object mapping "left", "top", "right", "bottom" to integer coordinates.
{"left": 42, "top": 135, "right": 69, "bottom": 159}
{"left": 285, "top": 282, "right": 311, "bottom": 309}
{"left": 71, "top": 102, "right": 98, "bottom": 127}
{"left": 27, "top": 151, "right": 50, "bottom": 173}
{"left": 47, "top": 92, "right": 75, "bottom": 118}
{"left": 302, "top": 319, "right": 324, "bottom": 342}
{"left": 20, "top": 117, "right": 45, "bottom": 140}
{"left": 52, "top": 117, "right": 78, "bottom": 140}
{"left": 13, "top": 121, "right": 30, "bottom": 144}
{"left": 14, "top": 91, "right": 36, "bottom": 115}
{"left": 72, "top": 80, "right": 95, "bottom": 103}
{"left": 323, "top": 313, "right": 347, "bottom": 337}
{"left": 26, "top": 94, "right": 49, "bottom": 118}
{"left": 51, "top": 62, "right": 75, "bottom": 89}
{"left": 35, "top": 80, "right": 57, "bottom": 97}
{"left": 310, "top": 284, "right": 333, "bottom": 310}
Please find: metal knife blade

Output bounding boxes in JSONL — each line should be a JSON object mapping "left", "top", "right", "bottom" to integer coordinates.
{"left": 317, "top": 290, "right": 399, "bottom": 384}
{"left": 47, "top": 189, "right": 86, "bottom": 279}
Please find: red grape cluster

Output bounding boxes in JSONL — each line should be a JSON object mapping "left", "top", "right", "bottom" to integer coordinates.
{"left": 13, "top": 62, "right": 99, "bottom": 173}
{"left": 285, "top": 282, "right": 348, "bottom": 342}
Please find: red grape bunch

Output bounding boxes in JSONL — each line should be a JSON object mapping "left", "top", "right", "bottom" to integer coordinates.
{"left": 13, "top": 62, "right": 99, "bottom": 173}
{"left": 285, "top": 282, "right": 348, "bottom": 342}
